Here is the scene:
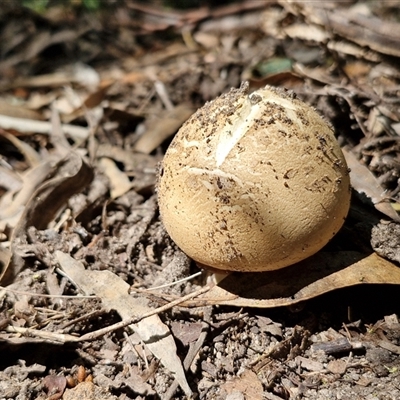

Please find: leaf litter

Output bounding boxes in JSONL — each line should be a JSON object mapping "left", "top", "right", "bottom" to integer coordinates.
{"left": 0, "top": 1, "right": 400, "bottom": 399}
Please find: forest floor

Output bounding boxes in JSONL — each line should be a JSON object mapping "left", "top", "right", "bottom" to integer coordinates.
{"left": 1, "top": 1, "right": 400, "bottom": 399}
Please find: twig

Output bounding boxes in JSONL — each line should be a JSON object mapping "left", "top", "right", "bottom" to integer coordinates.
{"left": 59, "top": 309, "right": 107, "bottom": 332}
{"left": 0, "top": 286, "right": 97, "bottom": 299}
{"left": 154, "top": 80, "right": 174, "bottom": 111}
{"left": 4, "top": 285, "right": 212, "bottom": 344}
{"left": 126, "top": 0, "right": 268, "bottom": 29}
{"left": 78, "top": 285, "right": 211, "bottom": 342}
{"left": 146, "top": 271, "right": 202, "bottom": 291}
{"left": 5, "top": 325, "right": 79, "bottom": 343}
{"left": 0, "top": 114, "right": 88, "bottom": 141}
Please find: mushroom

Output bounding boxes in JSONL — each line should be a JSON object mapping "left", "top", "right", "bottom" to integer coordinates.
{"left": 157, "top": 82, "right": 351, "bottom": 272}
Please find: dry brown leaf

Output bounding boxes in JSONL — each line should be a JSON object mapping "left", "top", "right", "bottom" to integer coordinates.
{"left": 283, "top": 23, "right": 329, "bottom": 42}
{"left": 0, "top": 161, "right": 55, "bottom": 229}
{"left": 0, "top": 130, "right": 42, "bottom": 167}
{"left": 324, "top": 10, "right": 400, "bottom": 58}
{"left": 170, "top": 321, "right": 204, "bottom": 346}
{"left": 42, "top": 375, "right": 67, "bottom": 400}
{"left": 98, "top": 157, "right": 132, "bottom": 199}
{"left": 14, "top": 296, "right": 36, "bottom": 324}
{"left": 221, "top": 369, "right": 263, "bottom": 400}
{"left": 342, "top": 61, "right": 372, "bottom": 81}
{"left": 287, "top": 2, "right": 400, "bottom": 58}
{"left": 0, "top": 246, "right": 11, "bottom": 277}
{"left": 5, "top": 72, "right": 74, "bottom": 90}
{"left": 248, "top": 71, "right": 304, "bottom": 90}
{"left": 257, "top": 316, "right": 282, "bottom": 337}
{"left": 327, "top": 40, "right": 381, "bottom": 62}
{"left": 194, "top": 252, "right": 400, "bottom": 308}
{"left": 0, "top": 152, "right": 93, "bottom": 285}
{"left": 377, "top": 339, "right": 400, "bottom": 356}
{"left": 83, "top": 84, "right": 111, "bottom": 109}
{"left": 296, "top": 356, "right": 323, "bottom": 372}
{"left": 0, "top": 163, "right": 22, "bottom": 192}
{"left": 134, "top": 104, "right": 194, "bottom": 154}
{"left": 11, "top": 152, "right": 93, "bottom": 235}
{"left": 119, "top": 71, "right": 148, "bottom": 84}
{"left": 56, "top": 251, "right": 192, "bottom": 398}
{"left": 114, "top": 365, "right": 155, "bottom": 396}
{"left": 25, "top": 91, "right": 58, "bottom": 110}
{"left": 95, "top": 368, "right": 155, "bottom": 397}
{"left": 49, "top": 105, "right": 73, "bottom": 155}
{"left": 343, "top": 148, "right": 400, "bottom": 222}
{"left": 95, "top": 144, "right": 160, "bottom": 192}
{"left": 0, "top": 100, "right": 44, "bottom": 120}
{"left": 327, "top": 359, "right": 347, "bottom": 375}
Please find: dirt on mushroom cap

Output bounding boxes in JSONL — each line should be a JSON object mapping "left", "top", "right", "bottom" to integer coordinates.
{"left": 158, "top": 83, "right": 351, "bottom": 272}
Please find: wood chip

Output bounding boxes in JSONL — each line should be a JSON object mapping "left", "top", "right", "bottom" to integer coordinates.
{"left": 327, "top": 359, "right": 347, "bottom": 375}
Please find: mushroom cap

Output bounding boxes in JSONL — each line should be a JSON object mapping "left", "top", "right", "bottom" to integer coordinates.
{"left": 158, "top": 83, "right": 351, "bottom": 272}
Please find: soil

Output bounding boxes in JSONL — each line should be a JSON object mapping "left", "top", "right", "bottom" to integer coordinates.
{"left": 1, "top": 1, "right": 400, "bottom": 399}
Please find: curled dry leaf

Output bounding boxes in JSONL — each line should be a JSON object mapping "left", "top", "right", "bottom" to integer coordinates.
{"left": 284, "top": 2, "right": 400, "bottom": 58}
{"left": 0, "top": 152, "right": 93, "bottom": 285}
{"left": 98, "top": 157, "right": 132, "bottom": 199}
{"left": 343, "top": 148, "right": 400, "bottom": 222}
{"left": 0, "top": 162, "right": 22, "bottom": 193}
{"left": 42, "top": 375, "right": 67, "bottom": 400}
{"left": 0, "top": 99, "right": 45, "bottom": 120}
{"left": 170, "top": 321, "right": 204, "bottom": 346}
{"left": 134, "top": 104, "right": 194, "bottom": 154}
{"left": 192, "top": 252, "right": 400, "bottom": 308}
{"left": 11, "top": 152, "right": 93, "bottom": 234}
{"left": 0, "top": 131, "right": 42, "bottom": 167}
{"left": 0, "top": 161, "right": 54, "bottom": 229}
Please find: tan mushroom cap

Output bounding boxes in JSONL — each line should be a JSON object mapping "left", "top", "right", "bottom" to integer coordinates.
{"left": 158, "top": 83, "right": 351, "bottom": 272}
